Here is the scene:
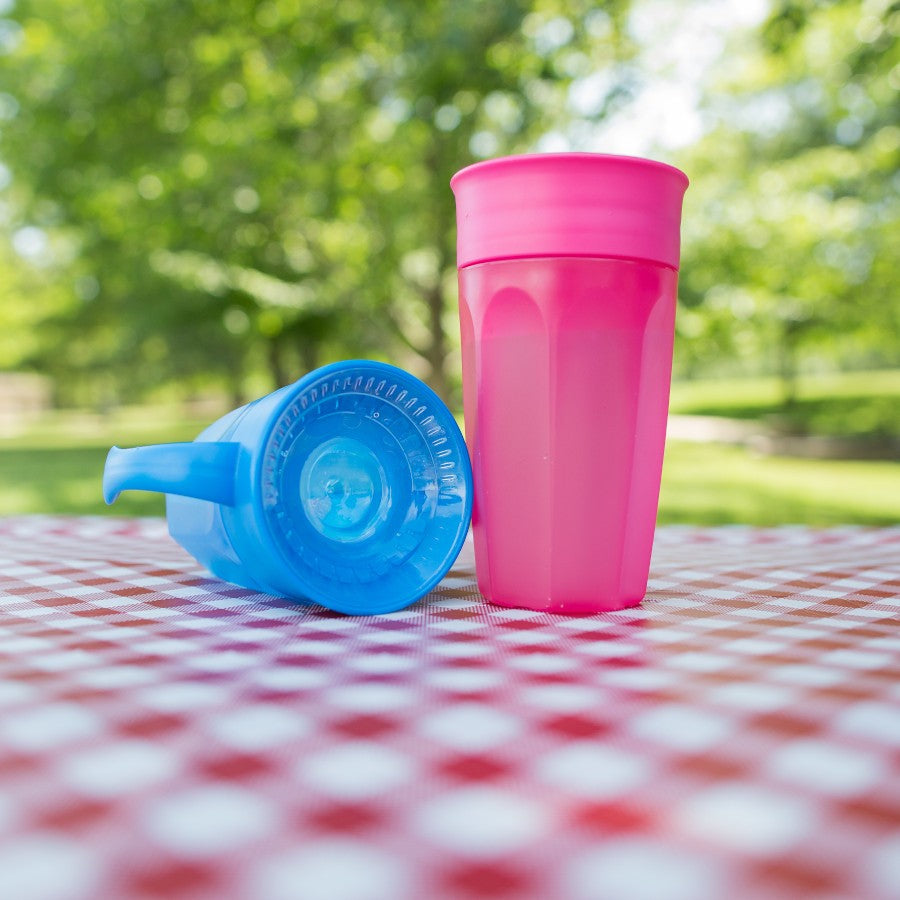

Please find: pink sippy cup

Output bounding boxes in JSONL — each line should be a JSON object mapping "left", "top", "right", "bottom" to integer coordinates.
{"left": 451, "top": 153, "right": 688, "bottom": 613}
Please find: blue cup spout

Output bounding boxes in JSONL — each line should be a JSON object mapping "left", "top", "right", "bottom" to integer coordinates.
{"left": 103, "top": 442, "right": 240, "bottom": 505}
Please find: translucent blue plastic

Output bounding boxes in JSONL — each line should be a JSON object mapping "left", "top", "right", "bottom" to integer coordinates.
{"left": 103, "top": 361, "right": 473, "bottom": 615}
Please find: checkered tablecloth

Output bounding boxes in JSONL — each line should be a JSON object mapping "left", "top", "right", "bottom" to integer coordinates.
{"left": 0, "top": 516, "right": 897, "bottom": 900}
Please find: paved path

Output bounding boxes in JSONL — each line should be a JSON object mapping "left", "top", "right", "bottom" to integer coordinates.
{"left": 667, "top": 415, "right": 759, "bottom": 444}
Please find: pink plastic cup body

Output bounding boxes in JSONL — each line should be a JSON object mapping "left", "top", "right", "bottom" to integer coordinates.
{"left": 452, "top": 153, "right": 688, "bottom": 614}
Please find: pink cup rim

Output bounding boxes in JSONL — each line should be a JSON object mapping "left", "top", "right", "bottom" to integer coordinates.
{"left": 451, "top": 151, "right": 689, "bottom": 270}
{"left": 450, "top": 151, "right": 689, "bottom": 191}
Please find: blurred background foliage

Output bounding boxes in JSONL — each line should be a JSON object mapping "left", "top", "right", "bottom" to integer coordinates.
{"left": 0, "top": 0, "right": 898, "bottom": 522}
{"left": 678, "top": 0, "right": 899, "bottom": 396}
{"left": 0, "top": 0, "right": 636, "bottom": 404}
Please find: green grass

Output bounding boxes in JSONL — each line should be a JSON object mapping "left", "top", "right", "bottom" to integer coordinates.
{"left": 2, "top": 439, "right": 894, "bottom": 525}
{"left": 663, "top": 369, "right": 899, "bottom": 523}
{"left": 0, "top": 407, "right": 213, "bottom": 518}
{"left": 1, "top": 384, "right": 897, "bottom": 525}
{"left": 0, "top": 445, "right": 167, "bottom": 517}
{"left": 0, "top": 406, "right": 217, "bottom": 450}
{"left": 670, "top": 369, "right": 900, "bottom": 438}
{"left": 659, "top": 441, "right": 899, "bottom": 526}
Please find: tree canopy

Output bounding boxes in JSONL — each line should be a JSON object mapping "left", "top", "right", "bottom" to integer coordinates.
{"left": 0, "top": 0, "right": 633, "bottom": 405}
{"left": 675, "top": 0, "right": 899, "bottom": 394}
{"left": 0, "top": 0, "right": 896, "bottom": 409}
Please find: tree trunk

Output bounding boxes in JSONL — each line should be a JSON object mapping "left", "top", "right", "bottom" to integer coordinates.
{"left": 267, "top": 335, "right": 288, "bottom": 388}
{"left": 424, "top": 282, "right": 449, "bottom": 403}
{"left": 300, "top": 339, "right": 319, "bottom": 376}
{"left": 227, "top": 373, "right": 245, "bottom": 409}
{"left": 778, "top": 321, "right": 802, "bottom": 409}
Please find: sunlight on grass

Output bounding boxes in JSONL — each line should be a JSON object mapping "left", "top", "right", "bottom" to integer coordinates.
{"left": 0, "top": 446, "right": 167, "bottom": 516}
{"left": 670, "top": 369, "right": 900, "bottom": 412}
{"left": 0, "top": 407, "right": 218, "bottom": 450}
{"left": 0, "top": 406, "right": 196, "bottom": 517}
{"left": 669, "top": 369, "right": 900, "bottom": 439}
{"left": 1, "top": 395, "right": 898, "bottom": 525}
{"left": 659, "top": 441, "right": 899, "bottom": 526}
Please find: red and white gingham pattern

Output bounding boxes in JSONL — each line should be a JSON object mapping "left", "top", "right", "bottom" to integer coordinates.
{"left": 0, "top": 516, "right": 897, "bottom": 900}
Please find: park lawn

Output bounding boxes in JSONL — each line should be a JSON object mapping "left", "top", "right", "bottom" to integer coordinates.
{"left": 0, "top": 427, "right": 897, "bottom": 525}
{"left": 0, "top": 407, "right": 211, "bottom": 518}
{"left": 669, "top": 368, "right": 900, "bottom": 438}
{"left": 658, "top": 441, "right": 899, "bottom": 526}
{"left": 0, "top": 445, "right": 167, "bottom": 517}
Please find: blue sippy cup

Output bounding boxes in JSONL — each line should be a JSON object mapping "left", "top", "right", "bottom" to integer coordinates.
{"left": 103, "top": 360, "right": 472, "bottom": 615}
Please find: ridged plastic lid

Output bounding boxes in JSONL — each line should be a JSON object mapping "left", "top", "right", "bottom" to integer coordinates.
{"left": 451, "top": 152, "right": 688, "bottom": 270}
{"left": 258, "top": 361, "right": 473, "bottom": 615}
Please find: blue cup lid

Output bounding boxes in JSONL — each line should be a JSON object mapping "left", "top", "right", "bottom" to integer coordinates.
{"left": 257, "top": 360, "right": 472, "bottom": 615}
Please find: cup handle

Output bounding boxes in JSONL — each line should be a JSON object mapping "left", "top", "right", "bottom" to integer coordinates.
{"left": 103, "top": 442, "right": 240, "bottom": 506}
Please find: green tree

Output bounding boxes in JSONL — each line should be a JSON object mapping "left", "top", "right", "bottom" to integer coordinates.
{"left": 676, "top": 0, "right": 900, "bottom": 399}
{"left": 1, "top": 0, "right": 634, "bottom": 406}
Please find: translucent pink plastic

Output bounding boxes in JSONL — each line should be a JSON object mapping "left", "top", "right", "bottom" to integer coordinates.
{"left": 452, "top": 154, "right": 688, "bottom": 614}
{"left": 451, "top": 152, "right": 687, "bottom": 270}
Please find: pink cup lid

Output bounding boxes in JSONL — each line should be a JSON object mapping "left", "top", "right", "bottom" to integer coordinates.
{"left": 451, "top": 152, "right": 688, "bottom": 270}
